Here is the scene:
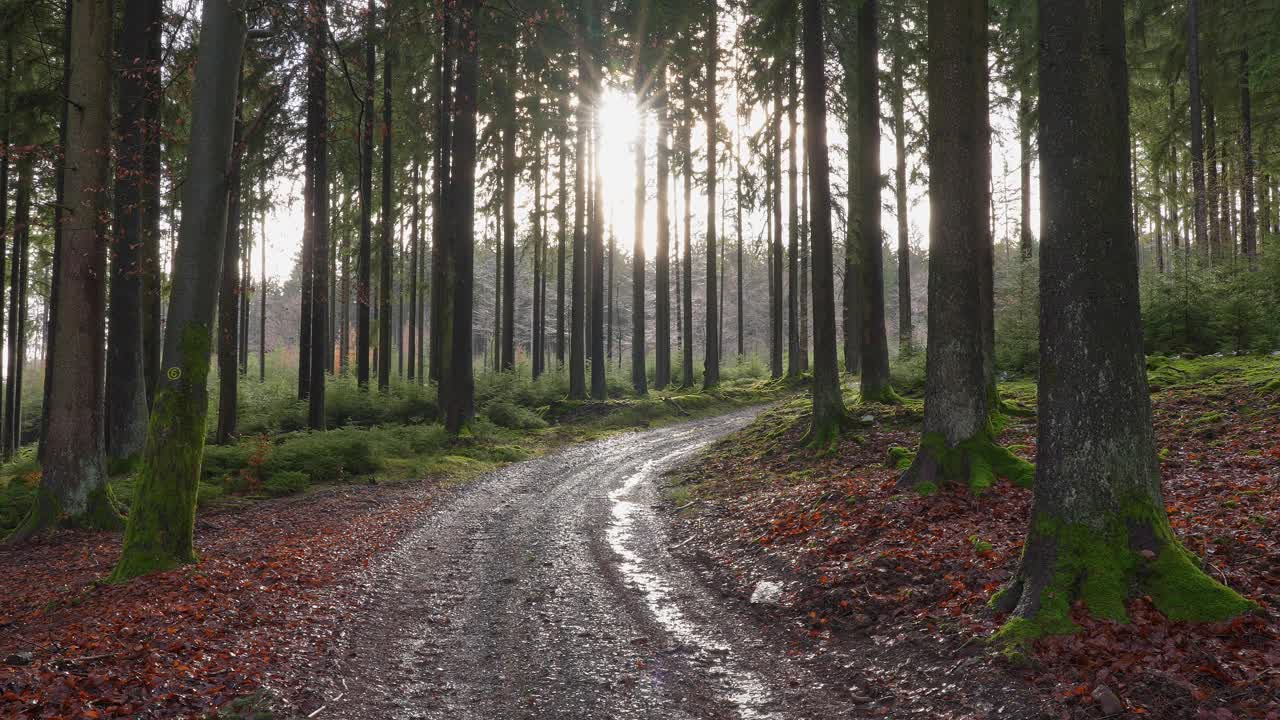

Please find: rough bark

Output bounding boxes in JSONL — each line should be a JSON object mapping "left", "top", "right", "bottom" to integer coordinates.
{"left": 654, "top": 69, "right": 671, "bottom": 389}
{"left": 632, "top": 64, "right": 647, "bottom": 395}
{"left": 1239, "top": 49, "right": 1256, "bottom": 265}
{"left": 2, "top": 159, "right": 30, "bottom": 460}
{"left": 856, "top": 0, "right": 893, "bottom": 401}
{"left": 569, "top": 35, "right": 588, "bottom": 400}
{"left": 308, "top": 0, "right": 329, "bottom": 423}
{"left": 771, "top": 65, "right": 785, "bottom": 379}
{"left": 787, "top": 58, "right": 801, "bottom": 378}
{"left": 16, "top": 0, "right": 121, "bottom": 541}
{"left": 106, "top": 0, "right": 160, "bottom": 461}
{"left": 429, "top": 8, "right": 453, "bottom": 384}
{"left": 215, "top": 102, "right": 244, "bottom": 445}
{"left": 500, "top": 68, "right": 516, "bottom": 372}
{"left": 891, "top": 10, "right": 912, "bottom": 352}
{"left": 993, "top": 0, "right": 1254, "bottom": 643}
{"left": 357, "top": 0, "right": 374, "bottom": 388}
{"left": 703, "top": 0, "right": 719, "bottom": 390}
{"left": 378, "top": 9, "right": 393, "bottom": 391}
{"left": 111, "top": 0, "right": 246, "bottom": 576}
{"left": 803, "top": 0, "right": 846, "bottom": 446}
{"left": 1187, "top": 0, "right": 1209, "bottom": 256}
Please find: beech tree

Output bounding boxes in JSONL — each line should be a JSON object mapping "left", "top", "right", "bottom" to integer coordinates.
{"left": 112, "top": 0, "right": 247, "bottom": 577}
{"left": 992, "top": 0, "right": 1255, "bottom": 642}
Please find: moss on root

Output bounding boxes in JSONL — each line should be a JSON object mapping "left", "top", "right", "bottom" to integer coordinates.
{"left": 5, "top": 477, "right": 123, "bottom": 544}
{"left": 992, "top": 506, "right": 1258, "bottom": 649}
{"left": 860, "top": 385, "right": 904, "bottom": 406}
{"left": 899, "top": 429, "right": 1035, "bottom": 493}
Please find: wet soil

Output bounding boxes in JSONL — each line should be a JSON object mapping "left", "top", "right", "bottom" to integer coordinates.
{"left": 298, "top": 407, "right": 1048, "bottom": 719}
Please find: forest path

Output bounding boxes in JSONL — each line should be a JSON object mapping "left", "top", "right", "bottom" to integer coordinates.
{"left": 315, "top": 406, "right": 866, "bottom": 720}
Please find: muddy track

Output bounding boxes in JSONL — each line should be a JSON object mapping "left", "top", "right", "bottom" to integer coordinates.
{"left": 308, "top": 408, "right": 1035, "bottom": 719}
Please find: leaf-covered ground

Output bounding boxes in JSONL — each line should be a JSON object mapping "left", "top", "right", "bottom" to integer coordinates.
{"left": 0, "top": 481, "right": 440, "bottom": 718}
{"left": 668, "top": 359, "right": 1278, "bottom": 719}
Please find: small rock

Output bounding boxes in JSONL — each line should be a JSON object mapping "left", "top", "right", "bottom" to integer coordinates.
{"left": 749, "top": 580, "right": 784, "bottom": 606}
{"left": 3, "top": 652, "right": 32, "bottom": 666}
{"left": 1091, "top": 684, "right": 1124, "bottom": 715}
{"left": 859, "top": 414, "right": 875, "bottom": 425}
{"left": 1139, "top": 549, "right": 1156, "bottom": 560}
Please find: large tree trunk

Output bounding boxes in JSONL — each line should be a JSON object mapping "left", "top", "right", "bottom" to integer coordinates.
{"left": 16, "top": 0, "right": 121, "bottom": 541}
{"left": 429, "top": 8, "right": 453, "bottom": 384}
{"left": 308, "top": 0, "right": 329, "bottom": 424}
{"left": 899, "top": 0, "right": 1028, "bottom": 492}
{"left": 800, "top": 134, "right": 809, "bottom": 372}
{"left": 439, "top": 0, "right": 478, "bottom": 433}
{"left": 842, "top": 58, "right": 860, "bottom": 376}
{"left": 787, "top": 58, "right": 801, "bottom": 378}
{"left": 106, "top": 0, "right": 160, "bottom": 461}
{"left": 891, "top": 8, "right": 912, "bottom": 352}
{"left": 1187, "top": 0, "right": 1209, "bottom": 255}
{"left": 703, "top": 0, "right": 719, "bottom": 389}
{"left": 993, "top": 0, "right": 1254, "bottom": 642}
{"left": 856, "top": 0, "right": 893, "bottom": 401}
{"left": 802, "top": 0, "right": 846, "bottom": 445}
{"left": 632, "top": 63, "right": 647, "bottom": 395}
{"left": 111, "top": 0, "right": 246, "bottom": 576}
{"left": 590, "top": 18, "right": 607, "bottom": 399}
{"left": 260, "top": 177, "right": 267, "bottom": 380}
{"left": 140, "top": 0, "right": 163, "bottom": 405}
{"left": 654, "top": 69, "right": 671, "bottom": 389}
{"left": 378, "top": 10, "right": 393, "bottom": 391}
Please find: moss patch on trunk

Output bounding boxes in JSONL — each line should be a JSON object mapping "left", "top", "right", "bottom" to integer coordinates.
{"left": 897, "top": 428, "right": 1034, "bottom": 493}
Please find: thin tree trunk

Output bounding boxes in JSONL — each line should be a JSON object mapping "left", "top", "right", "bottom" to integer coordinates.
{"left": 632, "top": 61, "right": 647, "bottom": 394}
{"left": 2, "top": 159, "right": 30, "bottom": 460}
{"left": 772, "top": 68, "right": 785, "bottom": 379}
{"left": 408, "top": 163, "right": 419, "bottom": 380}
{"left": 995, "top": 0, "right": 1253, "bottom": 635}
{"left": 1240, "top": 48, "right": 1257, "bottom": 265}
{"left": 703, "top": 0, "right": 720, "bottom": 389}
{"left": 892, "top": 10, "right": 912, "bottom": 352}
{"left": 357, "top": 0, "right": 375, "bottom": 389}
{"left": 429, "top": 8, "right": 453, "bottom": 384}
{"left": 111, "top": 0, "right": 247, "bottom": 574}
{"left": 500, "top": 69, "right": 516, "bottom": 372}
{"left": 654, "top": 68, "right": 671, "bottom": 388}
{"left": 378, "top": 6, "right": 393, "bottom": 390}
{"left": 1207, "top": 100, "right": 1220, "bottom": 258}
{"left": 260, "top": 176, "right": 267, "bottom": 381}
{"left": 681, "top": 100, "right": 694, "bottom": 388}
{"left": 308, "top": 0, "right": 329, "bottom": 425}
{"left": 787, "top": 58, "right": 800, "bottom": 378}
{"left": 590, "top": 40, "right": 607, "bottom": 399}
{"left": 569, "top": 30, "right": 588, "bottom": 399}
{"left": 216, "top": 99, "right": 244, "bottom": 445}
{"left": 1187, "top": 0, "right": 1209, "bottom": 256}
{"left": 800, "top": 131, "right": 810, "bottom": 371}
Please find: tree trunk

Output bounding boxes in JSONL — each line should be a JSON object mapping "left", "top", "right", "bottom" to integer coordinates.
{"left": 500, "top": 70, "right": 516, "bottom": 372}
{"left": 654, "top": 69, "right": 671, "bottom": 389}
{"left": 1187, "top": 0, "right": 1210, "bottom": 257}
{"left": 891, "top": 10, "right": 912, "bottom": 352}
{"left": 590, "top": 30, "right": 607, "bottom": 399}
{"left": 803, "top": 0, "right": 846, "bottom": 446}
{"left": 439, "top": 0, "right": 478, "bottom": 433}
{"left": 111, "top": 0, "right": 247, "bottom": 576}
{"left": 309, "top": 0, "right": 329, "bottom": 424}
{"left": 260, "top": 176, "right": 267, "bottom": 381}
{"left": 994, "top": 0, "right": 1254, "bottom": 641}
{"left": 357, "top": 0, "right": 374, "bottom": 389}
{"left": 703, "top": 1, "right": 719, "bottom": 389}
{"left": 899, "top": 0, "right": 1028, "bottom": 492}
{"left": 140, "top": 0, "right": 163, "bottom": 405}
{"left": 787, "top": 58, "right": 801, "bottom": 378}
{"left": 681, "top": 102, "right": 694, "bottom": 388}
{"left": 408, "top": 163, "right": 418, "bottom": 380}
{"left": 429, "top": 8, "right": 453, "bottom": 384}
{"left": 15, "top": 0, "right": 120, "bottom": 541}
{"left": 557, "top": 109, "right": 568, "bottom": 369}
{"left": 735, "top": 102, "right": 745, "bottom": 359}
{"left": 856, "top": 0, "right": 893, "bottom": 401}
{"left": 1239, "top": 49, "right": 1257, "bottom": 266}
{"left": 1206, "top": 100, "right": 1221, "bottom": 258}
{"left": 378, "top": 9, "right": 393, "bottom": 391}
{"left": 2, "top": 158, "right": 30, "bottom": 460}
{"left": 843, "top": 55, "right": 860, "bottom": 376}
{"left": 800, "top": 133, "right": 810, "bottom": 371}
{"left": 632, "top": 62, "right": 648, "bottom": 394}
{"left": 532, "top": 114, "right": 544, "bottom": 379}
{"left": 107, "top": 0, "right": 159, "bottom": 462}
{"left": 216, "top": 100, "right": 244, "bottom": 445}
{"left": 569, "top": 31, "right": 588, "bottom": 400}
{"left": 771, "top": 66, "right": 785, "bottom": 379}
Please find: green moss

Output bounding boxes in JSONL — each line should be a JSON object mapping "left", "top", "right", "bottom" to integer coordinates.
{"left": 914, "top": 481, "right": 937, "bottom": 497}
{"left": 887, "top": 446, "right": 915, "bottom": 471}
{"left": 993, "top": 503, "right": 1257, "bottom": 648}
{"left": 914, "top": 428, "right": 1035, "bottom": 491}
{"left": 860, "top": 385, "right": 904, "bottom": 405}
{"left": 111, "top": 325, "right": 213, "bottom": 582}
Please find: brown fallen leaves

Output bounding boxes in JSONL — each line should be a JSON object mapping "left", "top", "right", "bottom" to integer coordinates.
{"left": 674, "top": 380, "right": 1278, "bottom": 719}
{"left": 0, "top": 482, "right": 438, "bottom": 718}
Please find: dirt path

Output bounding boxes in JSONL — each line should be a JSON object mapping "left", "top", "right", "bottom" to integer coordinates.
{"left": 305, "top": 407, "right": 882, "bottom": 719}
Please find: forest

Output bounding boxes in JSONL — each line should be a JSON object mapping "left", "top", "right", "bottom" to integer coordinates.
{"left": 0, "top": 0, "right": 1277, "bottom": 717}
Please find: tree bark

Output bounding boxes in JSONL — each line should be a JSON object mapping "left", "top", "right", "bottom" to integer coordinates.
{"left": 569, "top": 30, "right": 588, "bottom": 400}
{"left": 891, "top": 8, "right": 912, "bottom": 352}
{"left": 703, "top": 0, "right": 720, "bottom": 389}
{"left": 500, "top": 67, "right": 516, "bottom": 372}
{"left": 439, "top": 0, "right": 478, "bottom": 433}
{"left": 1187, "top": 0, "right": 1209, "bottom": 255}
{"left": 856, "top": 0, "right": 892, "bottom": 401}
{"left": 589, "top": 13, "right": 607, "bottom": 399}
{"left": 994, "top": 0, "right": 1254, "bottom": 640}
{"left": 111, "top": 0, "right": 247, "bottom": 575}
{"left": 787, "top": 57, "right": 800, "bottom": 378}
{"left": 681, "top": 97, "right": 694, "bottom": 388}
{"left": 107, "top": 0, "right": 160, "bottom": 461}
{"left": 429, "top": 8, "right": 453, "bottom": 384}
{"left": 654, "top": 68, "right": 671, "bottom": 389}
{"left": 1239, "top": 48, "right": 1257, "bottom": 266}
{"left": 408, "top": 163, "right": 418, "bottom": 380}
{"left": 378, "top": 6, "right": 393, "bottom": 391}
{"left": 357, "top": 0, "right": 375, "bottom": 389}
{"left": 803, "top": 0, "right": 846, "bottom": 445}
{"left": 216, "top": 99, "right": 244, "bottom": 445}
{"left": 309, "top": 0, "right": 329, "bottom": 423}
{"left": 771, "top": 65, "right": 785, "bottom": 379}
{"left": 17, "top": 0, "right": 121, "bottom": 541}
{"left": 2, "top": 158, "right": 30, "bottom": 460}
{"left": 556, "top": 104, "right": 567, "bottom": 369}
{"left": 632, "top": 65, "right": 648, "bottom": 395}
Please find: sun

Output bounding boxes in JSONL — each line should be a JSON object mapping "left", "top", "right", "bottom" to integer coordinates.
{"left": 594, "top": 88, "right": 652, "bottom": 256}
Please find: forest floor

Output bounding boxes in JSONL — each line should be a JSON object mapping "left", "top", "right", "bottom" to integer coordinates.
{"left": 0, "top": 356, "right": 1273, "bottom": 719}
{"left": 668, "top": 354, "right": 1279, "bottom": 720}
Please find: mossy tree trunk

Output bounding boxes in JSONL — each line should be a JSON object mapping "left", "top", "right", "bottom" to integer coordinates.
{"left": 993, "top": 0, "right": 1255, "bottom": 643}
{"left": 899, "top": 0, "right": 1028, "bottom": 493}
{"left": 802, "top": 0, "right": 846, "bottom": 447}
{"left": 14, "top": 0, "right": 121, "bottom": 542}
{"left": 439, "top": 0, "right": 478, "bottom": 435}
{"left": 111, "top": 0, "right": 247, "bottom": 578}
{"left": 855, "top": 0, "right": 893, "bottom": 402}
